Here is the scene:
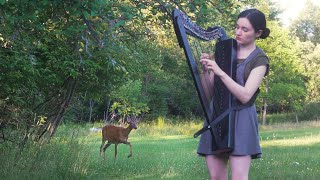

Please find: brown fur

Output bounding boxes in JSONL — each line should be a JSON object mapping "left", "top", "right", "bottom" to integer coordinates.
{"left": 99, "top": 121, "right": 137, "bottom": 160}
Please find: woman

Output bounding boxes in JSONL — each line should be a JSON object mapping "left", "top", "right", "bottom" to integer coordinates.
{"left": 198, "top": 9, "right": 270, "bottom": 180}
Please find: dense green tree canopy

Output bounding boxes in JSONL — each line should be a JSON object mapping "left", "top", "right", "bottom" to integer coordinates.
{"left": 290, "top": 0, "right": 320, "bottom": 44}
{"left": 0, "top": 0, "right": 318, "bottom": 144}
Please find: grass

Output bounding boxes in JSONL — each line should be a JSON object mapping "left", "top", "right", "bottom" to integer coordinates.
{"left": 1, "top": 119, "right": 320, "bottom": 179}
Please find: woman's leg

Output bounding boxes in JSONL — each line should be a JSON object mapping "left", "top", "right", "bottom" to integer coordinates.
{"left": 205, "top": 155, "right": 228, "bottom": 180}
{"left": 229, "top": 155, "right": 251, "bottom": 180}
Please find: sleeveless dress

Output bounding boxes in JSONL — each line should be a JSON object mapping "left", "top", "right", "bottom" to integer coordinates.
{"left": 197, "top": 47, "right": 268, "bottom": 159}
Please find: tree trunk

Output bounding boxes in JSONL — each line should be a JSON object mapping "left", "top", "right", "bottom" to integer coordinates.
{"left": 89, "top": 99, "right": 94, "bottom": 123}
{"left": 262, "top": 78, "right": 269, "bottom": 126}
{"left": 103, "top": 97, "right": 111, "bottom": 123}
{"left": 48, "top": 78, "right": 77, "bottom": 137}
{"left": 262, "top": 100, "right": 267, "bottom": 125}
{"left": 38, "top": 77, "right": 77, "bottom": 139}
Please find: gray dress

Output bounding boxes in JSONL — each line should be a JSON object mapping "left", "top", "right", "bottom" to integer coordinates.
{"left": 197, "top": 47, "right": 267, "bottom": 159}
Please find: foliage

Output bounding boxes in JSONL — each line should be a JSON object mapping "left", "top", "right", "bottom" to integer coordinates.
{"left": 1, "top": 0, "right": 319, "bottom": 146}
{"left": 256, "top": 18, "right": 307, "bottom": 113}
{"left": 290, "top": 1, "right": 320, "bottom": 44}
{"left": 110, "top": 80, "right": 149, "bottom": 118}
{"left": 298, "top": 102, "right": 320, "bottom": 121}
{"left": 0, "top": 0, "right": 145, "bottom": 139}
{"left": 297, "top": 41, "right": 320, "bottom": 102}
{"left": 288, "top": 1, "right": 320, "bottom": 105}
{"left": 0, "top": 136, "right": 91, "bottom": 179}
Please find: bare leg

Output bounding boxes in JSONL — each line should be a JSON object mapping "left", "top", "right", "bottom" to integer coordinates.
{"left": 229, "top": 155, "right": 251, "bottom": 180}
{"left": 205, "top": 155, "right": 228, "bottom": 180}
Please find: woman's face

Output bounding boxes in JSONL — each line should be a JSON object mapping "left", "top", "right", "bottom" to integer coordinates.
{"left": 235, "top": 17, "right": 261, "bottom": 46}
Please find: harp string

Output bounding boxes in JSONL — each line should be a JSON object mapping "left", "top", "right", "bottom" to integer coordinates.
{"left": 189, "top": 39, "right": 223, "bottom": 119}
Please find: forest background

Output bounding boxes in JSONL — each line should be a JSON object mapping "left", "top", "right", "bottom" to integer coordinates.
{"left": 0, "top": 0, "right": 319, "bottom": 146}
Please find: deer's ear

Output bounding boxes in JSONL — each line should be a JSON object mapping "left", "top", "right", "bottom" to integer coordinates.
{"left": 127, "top": 116, "right": 133, "bottom": 123}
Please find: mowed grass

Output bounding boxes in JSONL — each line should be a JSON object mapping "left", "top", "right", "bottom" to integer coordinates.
{"left": 1, "top": 120, "right": 320, "bottom": 179}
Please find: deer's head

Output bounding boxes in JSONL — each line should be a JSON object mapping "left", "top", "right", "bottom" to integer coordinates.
{"left": 127, "top": 116, "right": 140, "bottom": 129}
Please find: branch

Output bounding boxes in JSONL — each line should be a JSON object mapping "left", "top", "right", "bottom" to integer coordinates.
{"left": 155, "top": 0, "right": 173, "bottom": 19}
{"left": 0, "top": 127, "right": 15, "bottom": 143}
{"left": 81, "top": 32, "right": 92, "bottom": 58}
{"left": 80, "top": 13, "right": 103, "bottom": 47}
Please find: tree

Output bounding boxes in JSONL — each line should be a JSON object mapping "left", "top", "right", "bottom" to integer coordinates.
{"left": 297, "top": 41, "right": 320, "bottom": 102}
{"left": 290, "top": 0, "right": 320, "bottom": 44}
{"left": 0, "top": 0, "right": 143, "bottom": 142}
{"left": 257, "top": 21, "right": 307, "bottom": 115}
{"left": 110, "top": 80, "right": 149, "bottom": 124}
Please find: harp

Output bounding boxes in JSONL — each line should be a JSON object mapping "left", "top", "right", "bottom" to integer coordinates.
{"left": 172, "top": 9, "right": 237, "bottom": 153}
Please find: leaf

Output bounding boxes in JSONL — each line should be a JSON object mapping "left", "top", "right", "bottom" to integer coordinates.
{"left": 0, "top": 0, "right": 5, "bottom": 5}
{"left": 114, "top": 20, "right": 125, "bottom": 28}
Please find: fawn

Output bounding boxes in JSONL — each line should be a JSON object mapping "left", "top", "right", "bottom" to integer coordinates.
{"left": 100, "top": 116, "right": 139, "bottom": 160}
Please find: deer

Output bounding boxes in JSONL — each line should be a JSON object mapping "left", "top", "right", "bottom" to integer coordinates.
{"left": 99, "top": 116, "right": 140, "bottom": 160}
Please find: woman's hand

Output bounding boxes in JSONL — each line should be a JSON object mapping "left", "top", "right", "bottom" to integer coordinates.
{"left": 200, "top": 57, "right": 226, "bottom": 77}
{"left": 200, "top": 53, "right": 214, "bottom": 72}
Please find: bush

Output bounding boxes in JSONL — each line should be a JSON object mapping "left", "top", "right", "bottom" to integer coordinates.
{"left": 298, "top": 102, "right": 320, "bottom": 121}
{"left": 259, "top": 102, "right": 320, "bottom": 125}
{"left": 0, "top": 136, "right": 91, "bottom": 179}
{"left": 262, "top": 113, "right": 297, "bottom": 125}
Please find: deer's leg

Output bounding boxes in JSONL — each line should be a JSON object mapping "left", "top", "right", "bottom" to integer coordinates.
{"left": 114, "top": 144, "right": 118, "bottom": 161}
{"left": 100, "top": 139, "right": 107, "bottom": 156}
{"left": 103, "top": 142, "right": 112, "bottom": 160}
{"left": 124, "top": 141, "right": 132, "bottom": 158}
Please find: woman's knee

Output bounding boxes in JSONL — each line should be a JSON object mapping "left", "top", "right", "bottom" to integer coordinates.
{"left": 230, "top": 155, "right": 251, "bottom": 180}
{"left": 205, "top": 155, "right": 228, "bottom": 180}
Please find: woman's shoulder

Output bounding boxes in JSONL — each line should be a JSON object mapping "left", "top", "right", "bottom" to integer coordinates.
{"left": 249, "top": 55, "right": 268, "bottom": 69}
{"left": 250, "top": 48, "right": 269, "bottom": 76}
{"left": 255, "top": 46, "right": 268, "bottom": 56}
{"left": 245, "top": 47, "right": 268, "bottom": 68}
{"left": 253, "top": 47, "right": 269, "bottom": 64}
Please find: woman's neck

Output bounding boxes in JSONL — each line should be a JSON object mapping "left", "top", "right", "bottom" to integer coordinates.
{"left": 237, "top": 42, "right": 256, "bottom": 59}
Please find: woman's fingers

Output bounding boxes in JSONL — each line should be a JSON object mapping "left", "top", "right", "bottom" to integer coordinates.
{"left": 200, "top": 53, "right": 215, "bottom": 59}
{"left": 200, "top": 54, "right": 216, "bottom": 73}
{"left": 200, "top": 53, "right": 211, "bottom": 60}
{"left": 200, "top": 58, "right": 212, "bottom": 64}
{"left": 209, "top": 53, "right": 215, "bottom": 59}
{"left": 200, "top": 59, "right": 218, "bottom": 70}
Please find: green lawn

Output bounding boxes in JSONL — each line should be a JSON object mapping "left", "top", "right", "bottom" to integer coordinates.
{"left": 1, "top": 121, "right": 320, "bottom": 179}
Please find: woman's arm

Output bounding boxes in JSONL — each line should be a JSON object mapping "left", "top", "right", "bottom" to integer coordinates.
{"left": 200, "top": 59, "right": 267, "bottom": 104}
{"left": 219, "top": 66, "right": 266, "bottom": 104}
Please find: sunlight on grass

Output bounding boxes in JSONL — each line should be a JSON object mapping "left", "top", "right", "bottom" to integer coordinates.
{"left": 260, "top": 120, "right": 320, "bottom": 131}
{"left": 88, "top": 117, "right": 203, "bottom": 139}
{"left": 261, "top": 134, "right": 320, "bottom": 147}
{"left": 161, "top": 167, "right": 178, "bottom": 179}
{"left": 131, "top": 135, "right": 191, "bottom": 141}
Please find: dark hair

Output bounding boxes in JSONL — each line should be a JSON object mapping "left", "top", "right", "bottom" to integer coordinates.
{"left": 238, "top": 9, "right": 270, "bottom": 39}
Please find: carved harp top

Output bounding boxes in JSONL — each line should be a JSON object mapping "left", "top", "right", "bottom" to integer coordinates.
{"left": 173, "top": 9, "right": 227, "bottom": 42}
